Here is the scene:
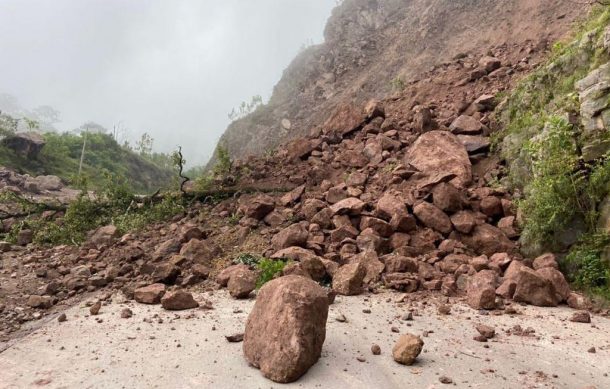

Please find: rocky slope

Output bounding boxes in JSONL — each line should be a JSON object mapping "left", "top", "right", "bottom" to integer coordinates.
{"left": 2, "top": 6, "right": 606, "bottom": 345}
{"left": 214, "top": 0, "right": 587, "bottom": 163}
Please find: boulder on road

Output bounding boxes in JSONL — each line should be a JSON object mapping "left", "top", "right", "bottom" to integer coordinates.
{"left": 332, "top": 262, "right": 366, "bottom": 296}
{"left": 134, "top": 283, "right": 166, "bottom": 304}
{"left": 161, "top": 290, "right": 199, "bottom": 310}
{"left": 392, "top": 334, "right": 424, "bottom": 365}
{"left": 243, "top": 276, "right": 329, "bottom": 383}
{"left": 513, "top": 267, "right": 559, "bottom": 307}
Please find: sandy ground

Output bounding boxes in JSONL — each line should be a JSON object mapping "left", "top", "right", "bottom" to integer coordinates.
{"left": 0, "top": 290, "right": 608, "bottom": 389}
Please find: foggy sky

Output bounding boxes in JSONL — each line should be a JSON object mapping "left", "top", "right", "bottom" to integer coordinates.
{"left": 0, "top": 0, "right": 336, "bottom": 165}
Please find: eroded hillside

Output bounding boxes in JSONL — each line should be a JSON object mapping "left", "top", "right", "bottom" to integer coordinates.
{"left": 215, "top": 0, "right": 587, "bottom": 163}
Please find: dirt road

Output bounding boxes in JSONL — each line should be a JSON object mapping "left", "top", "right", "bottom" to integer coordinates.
{"left": 0, "top": 290, "right": 608, "bottom": 388}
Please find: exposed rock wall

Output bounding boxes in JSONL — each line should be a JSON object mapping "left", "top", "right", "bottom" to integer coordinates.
{"left": 212, "top": 0, "right": 586, "bottom": 165}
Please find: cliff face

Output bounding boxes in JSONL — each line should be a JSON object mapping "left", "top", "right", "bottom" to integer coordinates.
{"left": 213, "top": 0, "right": 585, "bottom": 164}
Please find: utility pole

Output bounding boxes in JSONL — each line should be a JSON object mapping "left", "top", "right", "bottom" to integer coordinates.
{"left": 78, "top": 128, "right": 88, "bottom": 177}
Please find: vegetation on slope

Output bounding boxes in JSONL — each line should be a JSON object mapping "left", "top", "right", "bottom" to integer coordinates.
{"left": 495, "top": 6, "right": 610, "bottom": 298}
{"left": 0, "top": 114, "right": 177, "bottom": 193}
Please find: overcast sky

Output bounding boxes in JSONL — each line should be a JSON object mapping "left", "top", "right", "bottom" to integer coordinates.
{"left": 0, "top": 0, "right": 335, "bottom": 165}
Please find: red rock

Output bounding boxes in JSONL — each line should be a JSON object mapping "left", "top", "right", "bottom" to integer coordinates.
{"left": 383, "top": 273, "right": 419, "bottom": 292}
{"left": 404, "top": 131, "right": 472, "bottom": 187}
{"left": 355, "top": 250, "right": 385, "bottom": 284}
{"left": 179, "top": 239, "right": 219, "bottom": 265}
{"left": 536, "top": 267, "right": 570, "bottom": 302}
{"left": 152, "top": 263, "right": 180, "bottom": 285}
{"left": 392, "top": 334, "right": 424, "bottom": 365}
{"left": 480, "top": 196, "right": 503, "bottom": 217}
{"left": 497, "top": 216, "right": 518, "bottom": 238}
{"left": 27, "top": 295, "right": 52, "bottom": 309}
{"left": 513, "top": 268, "right": 559, "bottom": 307}
{"left": 240, "top": 194, "right": 275, "bottom": 220}
{"left": 450, "top": 211, "right": 476, "bottom": 234}
{"left": 322, "top": 104, "right": 366, "bottom": 138}
{"left": 376, "top": 193, "right": 408, "bottom": 220}
{"left": 228, "top": 268, "right": 258, "bottom": 299}
{"left": 332, "top": 262, "right": 366, "bottom": 295}
{"left": 216, "top": 264, "right": 250, "bottom": 287}
{"left": 449, "top": 115, "right": 483, "bottom": 135}
{"left": 570, "top": 311, "right": 591, "bottom": 323}
{"left": 243, "top": 276, "right": 329, "bottom": 383}
{"left": 466, "top": 270, "right": 497, "bottom": 310}
{"left": 360, "top": 216, "right": 393, "bottom": 237}
{"left": 134, "top": 283, "right": 166, "bottom": 304}
{"left": 495, "top": 279, "right": 517, "bottom": 299}
{"left": 413, "top": 202, "right": 452, "bottom": 234}
{"left": 330, "top": 197, "right": 365, "bottom": 215}
{"left": 389, "top": 213, "right": 415, "bottom": 234}
{"left": 432, "top": 183, "right": 463, "bottom": 213}
{"left": 161, "top": 290, "right": 199, "bottom": 310}
{"left": 279, "top": 185, "right": 305, "bottom": 207}
{"left": 89, "top": 225, "right": 119, "bottom": 248}
{"left": 272, "top": 223, "right": 309, "bottom": 250}
{"left": 567, "top": 292, "right": 592, "bottom": 310}
{"left": 532, "top": 253, "right": 559, "bottom": 270}
{"left": 383, "top": 255, "right": 418, "bottom": 273}
{"left": 475, "top": 324, "right": 495, "bottom": 338}
{"left": 459, "top": 224, "right": 515, "bottom": 256}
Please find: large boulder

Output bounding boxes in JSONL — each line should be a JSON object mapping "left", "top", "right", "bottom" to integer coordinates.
{"left": 513, "top": 267, "right": 559, "bottom": 307}
{"left": 458, "top": 224, "right": 515, "bottom": 256}
{"left": 1, "top": 132, "right": 45, "bottom": 158}
{"left": 404, "top": 131, "right": 472, "bottom": 187}
{"left": 271, "top": 223, "right": 309, "bottom": 250}
{"left": 536, "top": 267, "right": 570, "bottom": 302}
{"left": 161, "top": 290, "right": 199, "bottom": 310}
{"left": 243, "top": 276, "right": 329, "bottom": 383}
{"left": 413, "top": 202, "right": 452, "bottom": 234}
{"left": 134, "top": 283, "right": 166, "bottom": 304}
{"left": 239, "top": 194, "right": 275, "bottom": 220}
{"left": 322, "top": 104, "right": 366, "bottom": 138}
{"left": 35, "top": 175, "right": 63, "bottom": 191}
{"left": 332, "top": 262, "right": 366, "bottom": 295}
{"left": 228, "top": 267, "right": 258, "bottom": 298}
{"left": 466, "top": 270, "right": 497, "bottom": 310}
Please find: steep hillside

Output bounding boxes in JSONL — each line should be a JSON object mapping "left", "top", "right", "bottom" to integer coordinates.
{"left": 213, "top": 0, "right": 587, "bottom": 164}
{"left": 0, "top": 130, "right": 176, "bottom": 193}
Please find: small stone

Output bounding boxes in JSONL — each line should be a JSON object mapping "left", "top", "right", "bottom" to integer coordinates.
{"left": 475, "top": 324, "right": 495, "bottom": 339}
{"left": 570, "top": 311, "right": 591, "bottom": 324}
{"left": 473, "top": 335, "right": 488, "bottom": 342}
{"left": 392, "top": 333, "right": 424, "bottom": 365}
{"left": 588, "top": 347, "right": 596, "bottom": 353}
{"left": 120, "top": 308, "right": 133, "bottom": 319}
{"left": 89, "top": 301, "right": 101, "bottom": 316}
{"left": 439, "top": 375, "right": 453, "bottom": 384}
{"left": 371, "top": 344, "right": 381, "bottom": 355}
{"left": 57, "top": 313, "right": 67, "bottom": 322}
{"left": 356, "top": 356, "right": 366, "bottom": 363}
{"left": 225, "top": 333, "right": 244, "bottom": 343}
{"left": 437, "top": 304, "right": 451, "bottom": 315}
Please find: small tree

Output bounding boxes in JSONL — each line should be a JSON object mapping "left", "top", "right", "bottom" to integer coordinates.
{"left": 228, "top": 95, "right": 263, "bottom": 121}
{"left": 136, "top": 132, "right": 154, "bottom": 157}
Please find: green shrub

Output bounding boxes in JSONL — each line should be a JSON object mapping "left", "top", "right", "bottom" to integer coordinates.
{"left": 255, "top": 258, "right": 288, "bottom": 289}
{"left": 5, "top": 173, "right": 185, "bottom": 246}
{"left": 565, "top": 233, "right": 610, "bottom": 294}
